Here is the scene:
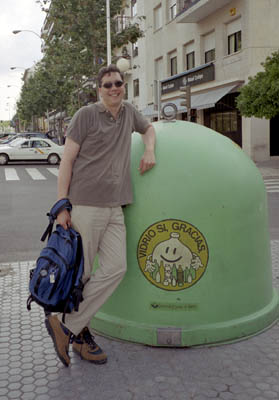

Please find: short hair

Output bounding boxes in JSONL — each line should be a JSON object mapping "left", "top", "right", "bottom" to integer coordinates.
{"left": 97, "top": 64, "right": 124, "bottom": 87}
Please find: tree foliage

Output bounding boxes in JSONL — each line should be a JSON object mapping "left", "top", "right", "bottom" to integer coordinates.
{"left": 236, "top": 51, "right": 279, "bottom": 119}
{"left": 17, "top": 0, "right": 144, "bottom": 124}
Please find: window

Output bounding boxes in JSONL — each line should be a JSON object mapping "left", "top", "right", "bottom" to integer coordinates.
{"left": 32, "top": 140, "right": 50, "bottom": 148}
{"left": 155, "top": 57, "right": 164, "bottom": 81}
{"left": 227, "top": 19, "right": 241, "bottom": 55}
{"left": 203, "top": 31, "right": 215, "bottom": 63}
{"left": 168, "top": 0, "right": 177, "bottom": 21}
{"left": 131, "top": 0, "right": 137, "bottom": 17}
{"left": 228, "top": 31, "right": 241, "bottom": 54}
{"left": 205, "top": 49, "right": 215, "bottom": 63}
{"left": 132, "top": 41, "right": 138, "bottom": 57}
{"left": 184, "top": 42, "right": 195, "bottom": 70}
{"left": 21, "top": 141, "right": 30, "bottom": 148}
{"left": 133, "top": 79, "right": 139, "bottom": 97}
{"left": 154, "top": 5, "right": 162, "bottom": 31}
{"left": 186, "top": 52, "right": 195, "bottom": 70}
{"left": 170, "top": 55, "right": 177, "bottom": 76}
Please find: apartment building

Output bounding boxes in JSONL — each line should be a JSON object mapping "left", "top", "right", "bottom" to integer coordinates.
{"left": 121, "top": 0, "right": 279, "bottom": 161}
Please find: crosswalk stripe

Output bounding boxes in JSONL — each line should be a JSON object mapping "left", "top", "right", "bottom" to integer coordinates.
{"left": 25, "top": 168, "right": 47, "bottom": 180}
{"left": 4, "top": 168, "right": 20, "bottom": 181}
{"left": 264, "top": 178, "right": 279, "bottom": 193}
{"left": 47, "top": 168, "right": 59, "bottom": 176}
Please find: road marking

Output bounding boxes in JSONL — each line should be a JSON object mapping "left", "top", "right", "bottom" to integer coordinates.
{"left": 47, "top": 168, "right": 59, "bottom": 176}
{"left": 4, "top": 168, "right": 20, "bottom": 181}
{"left": 264, "top": 178, "right": 279, "bottom": 193}
{"left": 25, "top": 168, "right": 46, "bottom": 180}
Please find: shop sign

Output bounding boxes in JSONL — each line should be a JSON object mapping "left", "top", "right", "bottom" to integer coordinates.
{"left": 161, "top": 63, "right": 215, "bottom": 95}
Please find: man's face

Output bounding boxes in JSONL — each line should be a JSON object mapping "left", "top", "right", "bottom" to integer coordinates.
{"left": 99, "top": 72, "right": 125, "bottom": 109}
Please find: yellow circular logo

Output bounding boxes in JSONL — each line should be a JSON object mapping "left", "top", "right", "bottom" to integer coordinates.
{"left": 137, "top": 219, "right": 209, "bottom": 291}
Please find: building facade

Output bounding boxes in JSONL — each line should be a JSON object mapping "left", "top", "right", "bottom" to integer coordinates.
{"left": 121, "top": 0, "right": 279, "bottom": 161}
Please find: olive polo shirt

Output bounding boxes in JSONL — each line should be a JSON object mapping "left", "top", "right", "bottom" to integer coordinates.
{"left": 66, "top": 101, "right": 151, "bottom": 207}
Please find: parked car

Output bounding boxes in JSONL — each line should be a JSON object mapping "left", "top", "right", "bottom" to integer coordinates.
{"left": 0, "top": 137, "right": 64, "bottom": 165}
{"left": 0, "top": 133, "right": 17, "bottom": 142}
{"left": 0, "top": 132, "right": 50, "bottom": 146}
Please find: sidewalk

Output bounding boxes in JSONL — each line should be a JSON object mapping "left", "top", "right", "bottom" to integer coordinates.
{"left": 0, "top": 239, "right": 279, "bottom": 400}
{"left": 255, "top": 158, "right": 279, "bottom": 178}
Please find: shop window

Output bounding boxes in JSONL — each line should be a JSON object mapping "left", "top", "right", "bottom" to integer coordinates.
{"left": 228, "top": 31, "right": 241, "bottom": 54}
{"left": 186, "top": 51, "right": 195, "bottom": 70}
{"left": 133, "top": 79, "right": 139, "bottom": 97}
{"left": 210, "top": 111, "right": 237, "bottom": 133}
{"left": 204, "top": 93, "right": 242, "bottom": 147}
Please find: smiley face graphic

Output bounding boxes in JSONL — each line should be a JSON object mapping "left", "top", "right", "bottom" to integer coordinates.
{"left": 152, "top": 232, "right": 192, "bottom": 269}
{"left": 137, "top": 219, "right": 209, "bottom": 291}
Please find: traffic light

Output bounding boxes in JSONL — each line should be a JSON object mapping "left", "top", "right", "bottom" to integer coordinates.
{"left": 180, "top": 86, "right": 191, "bottom": 121}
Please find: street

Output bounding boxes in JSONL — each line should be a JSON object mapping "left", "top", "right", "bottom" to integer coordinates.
{"left": 0, "top": 164, "right": 58, "bottom": 262}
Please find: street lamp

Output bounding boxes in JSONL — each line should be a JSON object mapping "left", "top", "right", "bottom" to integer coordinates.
{"left": 10, "top": 67, "right": 26, "bottom": 70}
{"left": 12, "top": 28, "right": 44, "bottom": 131}
{"left": 12, "top": 30, "right": 41, "bottom": 40}
{"left": 7, "top": 85, "right": 19, "bottom": 88}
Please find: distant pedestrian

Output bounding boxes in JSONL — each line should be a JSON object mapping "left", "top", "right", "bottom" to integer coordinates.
{"left": 45, "top": 64, "right": 156, "bottom": 367}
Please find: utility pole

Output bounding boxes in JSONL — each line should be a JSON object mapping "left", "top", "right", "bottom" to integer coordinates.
{"left": 106, "top": 0, "right": 111, "bottom": 65}
{"left": 154, "top": 80, "right": 161, "bottom": 120}
{"left": 179, "top": 85, "right": 191, "bottom": 121}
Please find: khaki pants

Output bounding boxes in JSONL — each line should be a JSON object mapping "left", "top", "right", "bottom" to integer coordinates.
{"left": 58, "top": 205, "right": 127, "bottom": 336}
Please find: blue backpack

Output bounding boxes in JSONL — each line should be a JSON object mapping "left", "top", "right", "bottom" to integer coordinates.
{"left": 27, "top": 199, "right": 84, "bottom": 322}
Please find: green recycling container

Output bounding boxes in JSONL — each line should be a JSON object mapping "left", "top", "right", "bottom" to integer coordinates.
{"left": 91, "top": 120, "right": 279, "bottom": 346}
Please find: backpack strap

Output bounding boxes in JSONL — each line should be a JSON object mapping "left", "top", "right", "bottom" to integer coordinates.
{"left": 62, "top": 231, "right": 85, "bottom": 323}
{"left": 41, "top": 198, "right": 72, "bottom": 242}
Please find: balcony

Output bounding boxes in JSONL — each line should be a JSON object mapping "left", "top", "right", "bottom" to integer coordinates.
{"left": 114, "top": 15, "right": 131, "bottom": 34}
{"left": 176, "top": 0, "right": 232, "bottom": 23}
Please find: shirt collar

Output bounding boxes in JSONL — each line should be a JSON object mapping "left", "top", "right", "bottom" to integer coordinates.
{"left": 96, "top": 101, "right": 125, "bottom": 114}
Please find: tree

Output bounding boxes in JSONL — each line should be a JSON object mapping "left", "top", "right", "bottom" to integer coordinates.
{"left": 236, "top": 51, "right": 279, "bottom": 119}
{"left": 37, "top": 0, "right": 144, "bottom": 94}
{"left": 16, "top": 0, "right": 144, "bottom": 126}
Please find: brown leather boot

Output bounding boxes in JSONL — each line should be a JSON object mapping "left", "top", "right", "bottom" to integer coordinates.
{"left": 72, "top": 327, "right": 107, "bottom": 364}
{"left": 45, "top": 315, "right": 72, "bottom": 367}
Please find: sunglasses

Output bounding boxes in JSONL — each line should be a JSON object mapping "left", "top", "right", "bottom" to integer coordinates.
{"left": 102, "top": 80, "right": 124, "bottom": 89}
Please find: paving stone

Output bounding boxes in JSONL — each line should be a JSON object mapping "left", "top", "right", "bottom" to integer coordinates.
{"left": 1, "top": 243, "right": 279, "bottom": 400}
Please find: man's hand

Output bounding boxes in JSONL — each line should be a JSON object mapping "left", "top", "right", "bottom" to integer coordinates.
{"left": 57, "top": 209, "right": 71, "bottom": 230}
{"left": 139, "top": 125, "right": 156, "bottom": 175}
{"left": 139, "top": 149, "right": 156, "bottom": 175}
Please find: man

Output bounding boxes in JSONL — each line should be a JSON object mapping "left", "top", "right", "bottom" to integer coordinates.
{"left": 45, "top": 64, "right": 156, "bottom": 367}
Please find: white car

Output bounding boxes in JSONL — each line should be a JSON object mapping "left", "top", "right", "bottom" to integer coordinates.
{"left": 0, "top": 137, "right": 64, "bottom": 165}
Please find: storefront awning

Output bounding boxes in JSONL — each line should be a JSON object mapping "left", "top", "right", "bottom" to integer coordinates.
{"left": 191, "top": 84, "right": 238, "bottom": 110}
{"left": 142, "top": 83, "right": 241, "bottom": 117}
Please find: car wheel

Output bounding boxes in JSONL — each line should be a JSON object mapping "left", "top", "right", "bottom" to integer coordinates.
{"left": 0, "top": 153, "right": 8, "bottom": 165}
{"left": 48, "top": 153, "right": 60, "bottom": 165}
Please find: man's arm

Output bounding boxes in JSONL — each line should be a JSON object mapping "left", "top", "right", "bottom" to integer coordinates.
{"left": 139, "top": 125, "right": 156, "bottom": 175}
{"left": 57, "top": 137, "right": 80, "bottom": 229}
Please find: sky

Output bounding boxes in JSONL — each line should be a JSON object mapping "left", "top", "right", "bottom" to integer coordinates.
{"left": 0, "top": 0, "right": 46, "bottom": 121}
